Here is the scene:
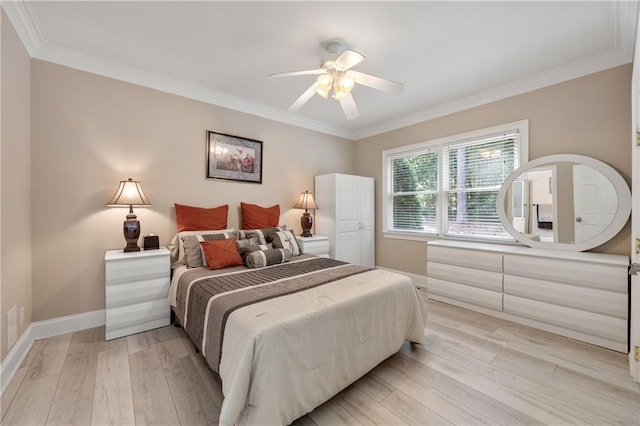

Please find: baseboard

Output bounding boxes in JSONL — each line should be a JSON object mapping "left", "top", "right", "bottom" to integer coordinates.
{"left": 0, "top": 324, "right": 34, "bottom": 395}
{"left": 30, "top": 309, "right": 105, "bottom": 340}
{"left": 376, "top": 266, "right": 428, "bottom": 288}
{"left": 0, "top": 309, "right": 105, "bottom": 395}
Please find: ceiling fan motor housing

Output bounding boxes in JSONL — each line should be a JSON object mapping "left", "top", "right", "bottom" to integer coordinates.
{"left": 320, "top": 40, "right": 347, "bottom": 68}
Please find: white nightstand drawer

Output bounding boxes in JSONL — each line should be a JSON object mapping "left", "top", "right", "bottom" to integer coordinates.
{"left": 106, "top": 277, "right": 170, "bottom": 308}
{"left": 106, "top": 299, "right": 169, "bottom": 331}
{"left": 299, "top": 235, "right": 330, "bottom": 257}
{"left": 106, "top": 255, "right": 168, "bottom": 284}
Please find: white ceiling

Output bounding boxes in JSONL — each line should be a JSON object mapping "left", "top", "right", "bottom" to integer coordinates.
{"left": 3, "top": 1, "right": 638, "bottom": 140}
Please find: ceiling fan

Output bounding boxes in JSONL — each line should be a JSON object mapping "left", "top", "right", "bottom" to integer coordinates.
{"left": 269, "top": 41, "right": 404, "bottom": 120}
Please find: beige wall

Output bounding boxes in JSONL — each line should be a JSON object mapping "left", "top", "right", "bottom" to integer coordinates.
{"left": 1, "top": 11, "right": 32, "bottom": 361}
{"left": 30, "top": 60, "right": 354, "bottom": 322}
{"left": 354, "top": 65, "right": 632, "bottom": 276}
{"left": 1, "top": 30, "right": 633, "bottom": 348}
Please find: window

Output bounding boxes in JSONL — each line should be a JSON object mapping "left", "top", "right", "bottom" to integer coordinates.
{"left": 383, "top": 120, "right": 528, "bottom": 241}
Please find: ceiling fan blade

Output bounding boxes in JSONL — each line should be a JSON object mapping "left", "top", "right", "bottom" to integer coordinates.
{"left": 339, "top": 93, "right": 359, "bottom": 120}
{"left": 269, "top": 69, "right": 325, "bottom": 78}
{"left": 288, "top": 82, "right": 319, "bottom": 113}
{"left": 351, "top": 71, "right": 404, "bottom": 95}
{"left": 334, "top": 49, "right": 365, "bottom": 70}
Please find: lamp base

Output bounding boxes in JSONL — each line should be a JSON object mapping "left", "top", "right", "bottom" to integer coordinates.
{"left": 300, "top": 211, "right": 313, "bottom": 237}
{"left": 123, "top": 213, "right": 141, "bottom": 252}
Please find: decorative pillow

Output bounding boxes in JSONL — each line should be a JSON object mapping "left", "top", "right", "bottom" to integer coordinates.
{"left": 235, "top": 236, "right": 259, "bottom": 251}
{"left": 200, "top": 238, "right": 243, "bottom": 270}
{"left": 240, "top": 202, "right": 280, "bottom": 229}
{"left": 238, "top": 242, "right": 272, "bottom": 260}
{"left": 181, "top": 231, "right": 238, "bottom": 268}
{"left": 240, "top": 226, "right": 286, "bottom": 246}
{"left": 245, "top": 248, "right": 292, "bottom": 268}
{"left": 168, "top": 228, "right": 236, "bottom": 267}
{"left": 175, "top": 203, "right": 228, "bottom": 232}
{"left": 271, "top": 230, "right": 302, "bottom": 256}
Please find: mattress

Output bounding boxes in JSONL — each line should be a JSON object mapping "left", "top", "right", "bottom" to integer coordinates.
{"left": 169, "top": 255, "right": 428, "bottom": 425}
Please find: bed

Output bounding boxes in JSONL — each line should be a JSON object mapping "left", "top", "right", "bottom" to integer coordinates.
{"left": 168, "top": 230, "right": 428, "bottom": 425}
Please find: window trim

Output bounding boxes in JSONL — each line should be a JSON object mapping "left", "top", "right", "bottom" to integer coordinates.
{"left": 382, "top": 120, "right": 529, "bottom": 242}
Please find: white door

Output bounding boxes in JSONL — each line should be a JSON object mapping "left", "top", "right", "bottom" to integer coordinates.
{"left": 630, "top": 4, "right": 640, "bottom": 382}
{"left": 573, "top": 164, "right": 616, "bottom": 242}
{"left": 358, "top": 177, "right": 375, "bottom": 267}
{"left": 335, "top": 174, "right": 362, "bottom": 265}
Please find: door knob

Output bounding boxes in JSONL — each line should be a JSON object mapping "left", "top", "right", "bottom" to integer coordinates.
{"left": 575, "top": 217, "right": 583, "bottom": 223}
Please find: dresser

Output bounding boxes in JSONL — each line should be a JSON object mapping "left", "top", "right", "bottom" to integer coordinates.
{"left": 426, "top": 240, "right": 629, "bottom": 352}
{"left": 104, "top": 248, "right": 171, "bottom": 340}
{"left": 299, "top": 235, "right": 330, "bottom": 258}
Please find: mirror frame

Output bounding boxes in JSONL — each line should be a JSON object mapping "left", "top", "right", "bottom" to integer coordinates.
{"left": 497, "top": 154, "right": 631, "bottom": 251}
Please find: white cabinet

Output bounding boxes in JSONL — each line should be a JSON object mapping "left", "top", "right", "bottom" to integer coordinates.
{"left": 427, "top": 240, "right": 629, "bottom": 352}
{"left": 315, "top": 173, "right": 375, "bottom": 267}
{"left": 105, "top": 248, "right": 171, "bottom": 340}
{"left": 298, "top": 235, "right": 330, "bottom": 258}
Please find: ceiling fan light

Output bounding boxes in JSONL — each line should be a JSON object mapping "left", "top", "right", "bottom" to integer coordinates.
{"left": 333, "top": 88, "right": 349, "bottom": 100}
{"left": 316, "top": 73, "right": 333, "bottom": 99}
{"left": 336, "top": 73, "right": 355, "bottom": 92}
{"left": 317, "top": 74, "right": 333, "bottom": 90}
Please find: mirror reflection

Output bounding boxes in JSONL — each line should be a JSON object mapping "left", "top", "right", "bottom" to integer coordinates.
{"left": 504, "top": 162, "right": 617, "bottom": 244}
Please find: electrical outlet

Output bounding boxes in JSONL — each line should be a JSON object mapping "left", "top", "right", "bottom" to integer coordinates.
{"left": 7, "top": 305, "right": 18, "bottom": 348}
{"left": 20, "top": 306, "right": 25, "bottom": 324}
{"left": 635, "top": 346, "right": 640, "bottom": 362}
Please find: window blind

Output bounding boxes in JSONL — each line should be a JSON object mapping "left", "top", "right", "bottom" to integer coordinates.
{"left": 444, "top": 133, "right": 519, "bottom": 238}
{"left": 390, "top": 149, "right": 438, "bottom": 231}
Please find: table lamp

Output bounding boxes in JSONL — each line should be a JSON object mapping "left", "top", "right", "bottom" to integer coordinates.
{"left": 107, "top": 178, "right": 151, "bottom": 252}
{"left": 293, "top": 190, "right": 318, "bottom": 237}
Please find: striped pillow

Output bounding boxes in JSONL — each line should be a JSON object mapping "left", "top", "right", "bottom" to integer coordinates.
{"left": 181, "top": 230, "right": 238, "bottom": 268}
{"left": 239, "top": 226, "right": 286, "bottom": 246}
{"left": 245, "top": 248, "right": 291, "bottom": 268}
{"left": 271, "top": 230, "right": 302, "bottom": 256}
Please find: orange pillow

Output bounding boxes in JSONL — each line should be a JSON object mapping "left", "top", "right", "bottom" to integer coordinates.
{"left": 175, "top": 203, "right": 228, "bottom": 232}
{"left": 241, "top": 202, "right": 280, "bottom": 229}
{"left": 200, "top": 238, "right": 243, "bottom": 270}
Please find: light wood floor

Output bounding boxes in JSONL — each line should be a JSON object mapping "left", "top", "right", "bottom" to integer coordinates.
{"left": 2, "top": 298, "right": 639, "bottom": 425}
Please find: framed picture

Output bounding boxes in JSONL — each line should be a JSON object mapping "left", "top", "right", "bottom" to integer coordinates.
{"left": 206, "top": 130, "right": 263, "bottom": 184}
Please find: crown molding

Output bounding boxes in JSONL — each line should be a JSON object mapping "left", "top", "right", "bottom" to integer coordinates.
{"left": 3, "top": 0, "right": 637, "bottom": 142}
{"left": 352, "top": 46, "right": 633, "bottom": 140}
{"left": 34, "top": 42, "right": 354, "bottom": 139}
{"left": 1, "top": 0, "right": 46, "bottom": 56}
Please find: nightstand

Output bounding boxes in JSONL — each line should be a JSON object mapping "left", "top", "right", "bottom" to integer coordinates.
{"left": 298, "top": 235, "right": 330, "bottom": 258}
{"left": 104, "top": 248, "right": 171, "bottom": 340}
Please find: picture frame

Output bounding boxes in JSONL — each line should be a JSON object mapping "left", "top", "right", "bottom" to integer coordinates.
{"left": 206, "top": 130, "right": 263, "bottom": 184}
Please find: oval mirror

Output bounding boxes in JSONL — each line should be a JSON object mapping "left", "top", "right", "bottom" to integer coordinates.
{"left": 497, "top": 154, "right": 631, "bottom": 251}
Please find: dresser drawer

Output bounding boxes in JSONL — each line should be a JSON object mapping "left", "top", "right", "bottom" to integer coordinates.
{"left": 427, "top": 246, "right": 502, "bottom": 273}
{"left": 503, "top": 254, "right": 627, "bottom": 292}
{"left": 503, "top": 295, "right": 627, "bottom": 343}
{"left": 504, "top": 274, "right": 627, "bottom": 319}
{"left": 427, "top": 261, "right": 502, "bottom": 292}
{"left": 427, "top": 276, "right": 503, "bottom": 310}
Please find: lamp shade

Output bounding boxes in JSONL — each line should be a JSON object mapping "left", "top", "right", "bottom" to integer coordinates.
{"left": 107, "top": 178, "right": 151, "bottom": 207}
{"left": 293, "top": 191, "right": 318, "bottom": 211}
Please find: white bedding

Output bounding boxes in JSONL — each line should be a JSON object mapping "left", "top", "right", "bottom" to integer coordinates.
{"left": 217, "top": 268, "right": 426, "bottom": 425}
